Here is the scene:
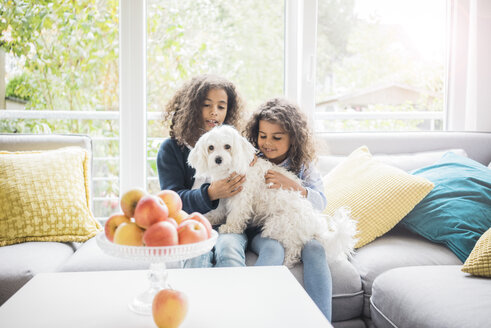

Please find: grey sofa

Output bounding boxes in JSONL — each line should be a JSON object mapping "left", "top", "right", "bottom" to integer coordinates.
{"left": 312, "top": 131, "right": 491, "bottom": 328}
{"left": 1, "top": 132, "right": 490, "bottom": 328}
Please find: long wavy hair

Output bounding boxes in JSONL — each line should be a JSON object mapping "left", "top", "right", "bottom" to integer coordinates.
{"left": 244, "top": 97, "right": 316, "bottom": 175}
{"left": 162, "top": 74, "right": 245, "bottom": 147}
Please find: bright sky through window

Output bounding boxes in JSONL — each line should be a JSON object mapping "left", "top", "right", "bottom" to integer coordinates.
{"left": 355, "top": 0, "right": 446, "bottom": 61}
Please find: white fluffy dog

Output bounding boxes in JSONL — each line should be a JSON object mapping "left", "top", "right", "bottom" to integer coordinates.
{"left": 188, "top": 125, "right": 357, "bottom": 267}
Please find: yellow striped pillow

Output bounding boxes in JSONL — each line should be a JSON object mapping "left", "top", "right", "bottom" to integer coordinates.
{"left": 0, "top": 147, "right": 102, "bottom": 246}
{"left": 462, "top": 228, "right": 491, "bottom": 277}
{"left": 322, "top": 146, "right": 434, "bottom": 248}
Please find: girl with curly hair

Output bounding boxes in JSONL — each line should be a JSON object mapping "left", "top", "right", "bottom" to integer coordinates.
{"left": 157, "top": 74, "right": 248, "bottom": 267}
{"left": 243, "top": 98, "right": 332, "bottom": 321}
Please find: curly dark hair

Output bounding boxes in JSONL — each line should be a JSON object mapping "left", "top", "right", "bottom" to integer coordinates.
{"left": 244, "top": 97, "right": 316, "bottom": 175}
{"left": 162, "top": 74, "right": 245, "bottom": 147}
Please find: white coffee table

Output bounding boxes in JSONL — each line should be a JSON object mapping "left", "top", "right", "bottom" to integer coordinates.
{"left": 0, "top": 266, "right": 332, "bottom": 328}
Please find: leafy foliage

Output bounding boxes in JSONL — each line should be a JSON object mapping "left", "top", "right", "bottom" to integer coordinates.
{"left": 5, "top": 73, "right": 32, "bottom": 101}
{"left": 1, "top": 0, "right": 119, "bottom": 110}
{"left": 146, "top": 0, "right": 284, "bottom": 122}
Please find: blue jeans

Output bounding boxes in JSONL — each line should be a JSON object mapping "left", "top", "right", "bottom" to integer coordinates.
{"left": 249, "top": 231, "right": 284, "bottom": 266}
{"left": 215, "top": 232, "right": 248, "bottom": 267}
{"left": 184, "top": 231, "right": 248, "bottom": 268}
{"left": 184, "top": 227, "right": 284, "bottom": 267}
{"left": 302, "top": 239, "right": 332, "bottom": 322}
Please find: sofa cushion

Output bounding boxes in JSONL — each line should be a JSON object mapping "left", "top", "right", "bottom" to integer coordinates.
{"left": 246, "top": 252, "right": 363, "bottom": 322}
{"left": 0, "top": 241, "right": 75, "bottom": 305}
{"left": 371, "top": 265, "right": 491, "bottom": 328}
{"left": 0, "top": 147, "right": 102, "bottom": 246}
{"left": 462, "top": 227, "right": 491, "bottom": 277}
{"left": 401, "top": 152, "right": 491, "bottom": 262}
{"left": 58, "top": 235, "right": 182, "bottom": 272}
{"left": 350, "top": 226, "right": 462, "bottom": 318}
{"left": 322, "top": 146, "right": 434, "bottom": 248}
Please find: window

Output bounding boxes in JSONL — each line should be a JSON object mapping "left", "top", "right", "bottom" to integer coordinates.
{"left": 145, "top": 0, "right": 284, "bottom": 194}
{"left": 4, "top": 0, "right": 481, "bottom": 220}
{"left": 315, "top": 0, "right": 447, "bottom": 132}
{"left": 0, "top": 1, "right": 120, "bottom": 218}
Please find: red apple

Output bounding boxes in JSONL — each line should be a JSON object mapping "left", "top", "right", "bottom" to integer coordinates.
{"left": 152, "top": 289, "right": 188, "bottom": 328}
{"left": 104, "top": 213, "right": 131, "bottom": 242}
{"left": 120, "top": 188, "right": 147, "bottom": 218}
{"left": 187, "top": 212, "right": 213, "bottom": 238}
{"left": 177, "top": 219, "right": 208, "bottom": 244}
{"left": 157, "top": 189, "right": 183, "bottom": 219}
{"left": 134, "top": 195, "right": 169, "bottom": 229}
{"left": 143, "top": 221, "right": 178, "bottom": 247}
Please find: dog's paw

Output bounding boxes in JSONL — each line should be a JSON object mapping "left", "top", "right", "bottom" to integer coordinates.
{"left": 283, "top": 247, "right": 302, "bottom": 268}
{"left": 218, "top": 224, "right": 244, "bottom": 234}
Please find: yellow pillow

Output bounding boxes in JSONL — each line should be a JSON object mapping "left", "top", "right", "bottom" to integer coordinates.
{"left": 0, "top": 147, "right": 102, "bottom": 246}
{"left": 462, "top": 228, "right": 491, "bottom": 277}
{"left": 322, "top": 146, "right": 434, "bottom": 248}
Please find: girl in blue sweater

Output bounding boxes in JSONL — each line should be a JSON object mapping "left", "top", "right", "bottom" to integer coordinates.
{"left": 157, "top": 74, "right": 248, "bottom": 267}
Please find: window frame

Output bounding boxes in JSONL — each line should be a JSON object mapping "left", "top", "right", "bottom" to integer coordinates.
{"left": 120, "top": 0, "right": 147, "bottom": 193}
{"left": 121, "top": 0, "right": 317, "bottom": 191}
{"left": 120, "top": 0, "right": 457, "bottom": 192}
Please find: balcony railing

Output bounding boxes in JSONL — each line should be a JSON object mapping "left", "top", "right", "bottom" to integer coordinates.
{"left": 314, "top": 111, "right": 444, "bottom": 132}
{"left": 0, "top": 109, "right": 164, "bottom": 219}
{"left": 0, "top": 109, "right": 444, "bottom": 218}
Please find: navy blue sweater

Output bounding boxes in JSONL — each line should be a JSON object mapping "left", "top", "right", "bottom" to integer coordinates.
{"left": 157, "top": 138, "right": 219, "bottom": 214}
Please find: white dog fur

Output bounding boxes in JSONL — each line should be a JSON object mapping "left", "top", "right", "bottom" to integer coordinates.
{"left": 188, "top": 125, "right": 357, "bottom": 267}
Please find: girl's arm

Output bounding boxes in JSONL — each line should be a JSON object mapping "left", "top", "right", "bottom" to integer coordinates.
{"left": 300, "top": 163, "right": 328, "bottom": 212}
{"left": 264, "top": 170, "right": 307, "bottom": 196}
{"left": 157, "top": 139, "right": 218, "bottom": 214}
{"left": 264, "top": 163, "right": 327, "bottom": 212}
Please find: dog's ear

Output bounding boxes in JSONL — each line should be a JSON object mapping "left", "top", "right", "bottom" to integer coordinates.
{"left": 188, "top": 133, "right": 209, "bottom": 176}
{"left": 231, "top": 132, "right": 257, "bottom": 174}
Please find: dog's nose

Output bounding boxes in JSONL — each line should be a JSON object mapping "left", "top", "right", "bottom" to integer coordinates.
{"left": 215, "top": 156, "right": 222, "bottom": 165}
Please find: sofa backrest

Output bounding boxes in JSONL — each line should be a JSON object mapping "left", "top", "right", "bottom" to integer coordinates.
{"left": 316, "top": 131, "right": 491, "bottom": 166}
{"left": 0, "top": 133, "right": 92, "bottom": 152}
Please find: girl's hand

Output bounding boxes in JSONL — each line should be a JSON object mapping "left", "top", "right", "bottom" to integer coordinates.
{"left": 208, "top": 172, "right": 246, "bottom": 201}
{"left": 264, "top": 170, "right": 307, "bottom": 197}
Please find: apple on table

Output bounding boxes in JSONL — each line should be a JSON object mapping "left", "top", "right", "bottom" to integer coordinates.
{"left": 152, "top": 289, "right": 188, "bottom": 328}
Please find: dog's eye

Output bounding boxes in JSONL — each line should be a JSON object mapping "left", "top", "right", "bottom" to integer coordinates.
{"left": 224, "top": 144, "right": 231, "bottom": 150}
{"left": 208, "top": 145, "right": 214, "bottom": 151}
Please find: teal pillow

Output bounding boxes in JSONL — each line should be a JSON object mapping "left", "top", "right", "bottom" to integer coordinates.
{"left": 400, "top": 152, "right": 491, "bottom": 262}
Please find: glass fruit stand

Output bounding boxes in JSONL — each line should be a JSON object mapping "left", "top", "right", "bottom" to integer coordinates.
{"left": 96, "top": 230, "right": 218, "bottom": 315}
